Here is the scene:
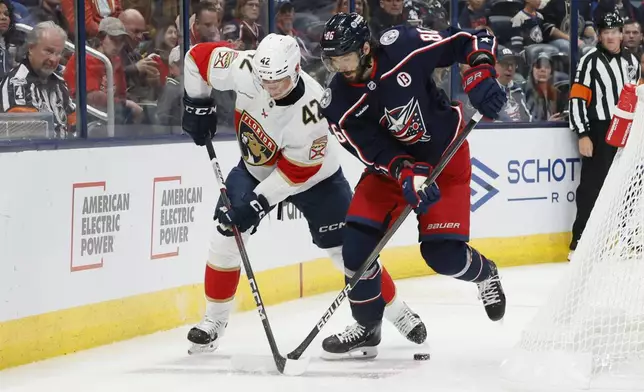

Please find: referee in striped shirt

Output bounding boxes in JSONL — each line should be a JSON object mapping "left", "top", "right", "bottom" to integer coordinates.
{"left": 569, "top": 12, "right": 640, "bottom": 259}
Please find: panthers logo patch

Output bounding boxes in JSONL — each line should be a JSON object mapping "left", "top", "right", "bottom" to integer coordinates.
{"left": 236, "top": 111, "right": 278, "bottom": 166}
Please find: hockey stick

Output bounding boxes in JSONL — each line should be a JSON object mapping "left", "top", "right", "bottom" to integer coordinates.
{"left": 287, "top": 111, "right": 484, "bottom": 360}
{"left": 205, "top": 140, "right": 309, "bottom": 376}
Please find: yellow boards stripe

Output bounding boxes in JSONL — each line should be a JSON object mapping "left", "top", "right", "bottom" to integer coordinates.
{"left": 0, "top": 232, "right": 570, "bottom": 370}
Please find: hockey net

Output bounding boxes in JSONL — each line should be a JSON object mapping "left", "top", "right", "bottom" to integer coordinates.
{"left": 500, "top": 86, "right": 644, "bottom": 391}
{"left": 0, "top": 112, "right": 55, "bottom": 139}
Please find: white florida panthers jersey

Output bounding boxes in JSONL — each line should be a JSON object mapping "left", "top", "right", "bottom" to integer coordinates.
{"left": 184, "top": 42, "right": 340, "bottom": 206}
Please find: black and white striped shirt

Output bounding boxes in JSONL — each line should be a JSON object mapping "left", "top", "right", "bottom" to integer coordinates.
{"left": 569, "top": 45, "right": 639, "bottom": 136}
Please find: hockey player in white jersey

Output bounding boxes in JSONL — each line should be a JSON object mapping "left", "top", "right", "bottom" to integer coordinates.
{"left": 182, "top": 34, "right": 427, "bottom": 358}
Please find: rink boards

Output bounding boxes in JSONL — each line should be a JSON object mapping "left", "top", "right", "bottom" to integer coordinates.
{"left": 0, "top": 126, "right": 578, "bottom": 369}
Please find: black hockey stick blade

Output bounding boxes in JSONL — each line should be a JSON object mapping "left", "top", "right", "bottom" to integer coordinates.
{"left": 287, "top": 112, "right": 484, "bottom": 360}
{"left": 205, "top": 140, "right": 309, "bottom": 375}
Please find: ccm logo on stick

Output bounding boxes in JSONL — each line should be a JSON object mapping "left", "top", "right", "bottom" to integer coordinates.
{"left": 319, "top": 222, "right": 346, "bottom": 232}
{"left": 185, "top": 106, "right": 215, "bottom": 115}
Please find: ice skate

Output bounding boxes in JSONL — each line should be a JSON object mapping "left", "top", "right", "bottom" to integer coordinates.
{"left": 476, "top": 261, "right": 506, "bottom": 322}
{"left": 384, "top": 298, "right": 427, "bottom": 344}
{"left": 321, "top": 321, "right": 381, "bottom": 360}
{"left": 187, "top": 316, "right": 228, "bottom": 355}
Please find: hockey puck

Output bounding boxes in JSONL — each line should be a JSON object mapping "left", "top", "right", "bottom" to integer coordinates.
{"left": 413, "top": 353, "right": 430, "bottom": 361}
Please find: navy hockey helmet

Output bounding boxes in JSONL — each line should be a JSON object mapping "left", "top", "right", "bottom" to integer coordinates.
{"left": 320, "top": 12, "right": 371, "bottom": 73}
{"left": 597, "top": 12, "right": 624, "bottom": 31}
{"left": 320, "top": 13, "right": 370, "bottom": 57}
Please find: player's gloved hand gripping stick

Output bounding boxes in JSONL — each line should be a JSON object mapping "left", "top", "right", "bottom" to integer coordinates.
{"left": 205, "top": 140, "right": 310, "bottom": 376}
{"left": 287, "top": 111, "right": 484, "bottom": 360}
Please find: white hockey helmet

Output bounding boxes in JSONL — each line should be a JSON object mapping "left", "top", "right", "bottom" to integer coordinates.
{"left": 252, "top": 33, "right": 301, "bottom": 98}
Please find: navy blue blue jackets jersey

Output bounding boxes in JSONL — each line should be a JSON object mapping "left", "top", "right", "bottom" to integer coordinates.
{"left": 321, "top": 25, "right": 496, "bottom": 176}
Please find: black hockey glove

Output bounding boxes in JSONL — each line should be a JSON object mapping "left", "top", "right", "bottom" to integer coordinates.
{"left": 182, "top": 95, "right": 217, "bottom": 146}
{"left": 215, "top": 192, "right": 270, "bottom": 236}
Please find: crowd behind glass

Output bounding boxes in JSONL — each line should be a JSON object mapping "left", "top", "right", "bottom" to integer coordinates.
{"left": 0, "top": 0, "right": 640, "bottom": 139}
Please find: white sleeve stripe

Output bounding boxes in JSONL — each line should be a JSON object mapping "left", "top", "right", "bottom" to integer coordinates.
{"left": 570, "top": 98, "right": 586, "bottom": 132}
{"left": 380, "top": 32, "right": 473, "bottom": 80}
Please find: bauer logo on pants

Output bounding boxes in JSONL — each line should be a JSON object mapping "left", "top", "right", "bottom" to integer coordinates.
{"left": 70, "top": 181, "right": 131, "bottom": 272}
{"left": 150, "top": 176, "right": 203, "bottom": 259}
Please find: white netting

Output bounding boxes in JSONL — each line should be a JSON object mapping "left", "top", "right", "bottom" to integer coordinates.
{"left": 500, "top": 86, "right": 644, "bottom": 391}
{"left": 0, "top": 120, "right": 50, "bottom": 138}
{"left": 0, "top": 112, "right": 55, "bottom": 139}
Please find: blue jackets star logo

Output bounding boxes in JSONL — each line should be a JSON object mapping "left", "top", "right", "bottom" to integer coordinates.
{"left": 379, "top": 97, "right": 430, "bottom": 144}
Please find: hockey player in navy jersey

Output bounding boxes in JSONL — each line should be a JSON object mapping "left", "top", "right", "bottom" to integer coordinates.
{"left": 317, "top": 13, "right": 508, "bottom": 359}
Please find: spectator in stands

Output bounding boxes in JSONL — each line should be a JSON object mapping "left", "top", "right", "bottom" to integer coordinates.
{"left": 541, "top": 0, "right": 596, "bottom": 46}
{"left": 190, "top": 1, "right": 221, "bottom": 44}
{"left": 274, "top": 0, "right": 320, "bottom": 76}
{"left": 64, "top": 17, "right": 143, "bottom": 124}
{"left": 458, "top": 0, "right": 489, "bottom": 29}
{"left": 275, "top": 1, "right": 310, "bottom": 54}
{"left": 495, "top": 46, "right": 531, "bottom": 122}
{"left": 124, "top": 0, "right": 153, "bottom": 31}
{"left": 222, "top": 0, "right": 264, "bottom": 50}
{"left": 275, "top": 1, "right": 295, "bottom": 35}
{"left": 525, "top": 51, "right": 562, "bottom": 121}
{"left": 120, "top": 8, "right": 160, "bottom": 104}
{"left": 594, "top": 0, "right": 641, "bottom": 26}
{"left": 214, "top": 0, "right": 225, "bottom": 24}
{"left": 623, "top": 20, "right": 643, "bottom": 54}
{"left": 410, "top": 0, "right": 449, "bottom": 30}
{"left": 367, "top": 0, "right": 444, "bottom": 35}
{"left": 156, "top": 45, "right": 181, "bottom": 126}
{"left": 28, "top": 0, "right": 69, "bottom": 31}
{"left": 510, "top": 0, "right": 576, "bottom": 53}
{"left": 370, "top": 0, "right": 407, "bottom": 37}
{"left": 0, "top": 0, "right": 19, "bottom": 78}
{"left": 62, "top": 0, "right": 121, "bottom": 38}
{"left": 334, "top": 0, "right": 369, "bottom": 17}
{"left": 0, "top": 21, "right": 76, "bottom": 136}
{"left": 141, "top": 20, "right": 178, "bottom": 85}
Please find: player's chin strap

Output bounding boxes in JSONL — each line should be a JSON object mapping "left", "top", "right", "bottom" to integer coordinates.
{"left": 286, "top": 111, "right": 485, "bottom": 361}
{"left": 205, "top": 140, "right": 309, "bottom": 376}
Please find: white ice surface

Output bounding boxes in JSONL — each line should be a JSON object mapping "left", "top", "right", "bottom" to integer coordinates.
{"left": 0, "top": 263, "right": 567, "bottom": 392}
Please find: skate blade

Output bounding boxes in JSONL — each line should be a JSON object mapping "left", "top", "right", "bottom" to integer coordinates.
{"left": 320, "top": 346, "right": 378, "bottom": 361}
{"left": 187, "top": 341, "right": 218, "bottom": 355}
{"left": 230, "top": 354, "right": 310, "bottom": 376}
